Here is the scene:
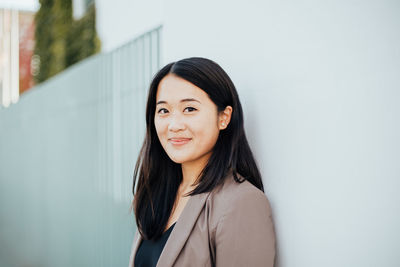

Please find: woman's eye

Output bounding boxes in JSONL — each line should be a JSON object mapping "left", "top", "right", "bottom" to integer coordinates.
{"left": 157, "top": 107, "right": 196, "bottom": 114}
{"left": 184, "top": 107, "right": 197, "bottom": 112}
{"left": 157, "top": 108, "right": 168, "bottom": 114}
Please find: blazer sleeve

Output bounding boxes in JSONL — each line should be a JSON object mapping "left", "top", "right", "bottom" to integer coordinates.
{"left": 214, "top": 190, "right": 276, "bottom": 267}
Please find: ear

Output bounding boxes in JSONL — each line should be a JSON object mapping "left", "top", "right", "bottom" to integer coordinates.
{"left": 218, "top": 106, "right": 233, "bottom": 130}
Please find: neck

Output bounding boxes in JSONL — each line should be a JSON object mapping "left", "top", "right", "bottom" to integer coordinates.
{"left": 180, "top": 151, "right": 212, "bottom": 194}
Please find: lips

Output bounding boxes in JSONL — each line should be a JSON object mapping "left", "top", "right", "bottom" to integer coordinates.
{"left": 168, "top": 138, "right": 192, "bottom": 145}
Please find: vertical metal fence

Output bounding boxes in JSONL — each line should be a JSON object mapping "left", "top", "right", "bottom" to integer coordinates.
{"left": 0, "top": 25, "right": 161, "bottom": 267}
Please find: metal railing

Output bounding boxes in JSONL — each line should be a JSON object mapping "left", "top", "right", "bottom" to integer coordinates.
{"left": 0, "top": 25, "right": 161, "bottom": 267}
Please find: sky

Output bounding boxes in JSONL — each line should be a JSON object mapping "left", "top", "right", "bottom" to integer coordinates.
{"left": 0, "top": 0, "right": 39, "bottom": 11}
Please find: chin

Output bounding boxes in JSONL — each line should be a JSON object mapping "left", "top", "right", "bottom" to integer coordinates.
{"left": 167, "top": 154, "right": 193, "bottom": 164}
{"left": 167, "top": 157, "right": 181, "bottom": 164}
{"left": 166, "top": 154, "right": 184, "bottom": 164}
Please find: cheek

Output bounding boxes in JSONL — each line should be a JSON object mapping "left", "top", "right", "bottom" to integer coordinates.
{"left": 154, "top": 119, "right": 167, "bottom": 140}
{"left": 193, "top": 115, "right": 219, "bottom": 145}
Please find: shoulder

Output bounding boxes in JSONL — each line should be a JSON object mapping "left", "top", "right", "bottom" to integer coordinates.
{"left": 205, "top": 173, "right": 276, "bottom": 267}
{"left": 206, "top": 172, "right": 272, "bottom": 222}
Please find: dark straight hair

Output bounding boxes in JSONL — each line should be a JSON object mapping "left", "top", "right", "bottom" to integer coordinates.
{"left": 132, "top": 57, "right": 264, "bottom": 241}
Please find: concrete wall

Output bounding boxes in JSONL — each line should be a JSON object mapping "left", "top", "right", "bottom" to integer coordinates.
{"left": 163, "top": 1, "right": 400, "bottom": 266}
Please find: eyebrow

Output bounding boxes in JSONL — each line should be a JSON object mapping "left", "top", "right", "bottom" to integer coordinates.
{"left": 156, "top": 98, "right": 201, "bottom": 105}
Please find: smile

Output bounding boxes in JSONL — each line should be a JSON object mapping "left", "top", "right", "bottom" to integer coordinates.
{"left": 168, "top": 138, "right": 192, "bottom": 146}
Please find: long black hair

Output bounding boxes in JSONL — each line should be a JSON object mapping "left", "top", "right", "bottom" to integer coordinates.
{"left": 132, "top": 57, "right": 264, "bottom": 241}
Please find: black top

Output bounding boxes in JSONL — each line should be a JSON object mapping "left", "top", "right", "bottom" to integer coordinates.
{"left": 134, "top": 222, "right": 176, "bottom": 267}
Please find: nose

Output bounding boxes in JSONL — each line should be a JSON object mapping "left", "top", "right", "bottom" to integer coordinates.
{"left": 168, "top": 115, "right": 186, "bottom": 132}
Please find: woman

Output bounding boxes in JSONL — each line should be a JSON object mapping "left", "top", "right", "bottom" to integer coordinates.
{"left": 129, "top": 57, "right": 276, "bottom": 267}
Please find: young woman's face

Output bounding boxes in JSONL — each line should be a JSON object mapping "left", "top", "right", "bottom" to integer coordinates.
{"left": 154, "top": 74, "right": 229, "bottom": 165}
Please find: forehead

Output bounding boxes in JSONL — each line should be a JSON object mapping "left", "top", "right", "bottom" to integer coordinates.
{"left": 156, "top": 74, "right": 208, "bottom": 102}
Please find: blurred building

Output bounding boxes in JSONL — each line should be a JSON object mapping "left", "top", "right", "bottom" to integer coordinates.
{"left": 19, "top": 10, "right": 36, "bottom": 95}
{"left": 0, "top": 0, "right": 97, "bottom": 109}
{"left": 0, "top": 8, "right": 35, "bottom": 108}
{"left": 0, "top": 8, "right": 20, "bottom": 108}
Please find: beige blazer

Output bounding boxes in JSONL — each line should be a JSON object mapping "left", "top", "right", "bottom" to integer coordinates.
{"left": 129, "top": 172, "right": 276, "bottom": 267}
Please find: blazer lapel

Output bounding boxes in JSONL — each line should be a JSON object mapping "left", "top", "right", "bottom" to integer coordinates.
{"left": 157, "top": 190, "right": 212, "bottom": 267}
{"left": 128, "top": 190, "right": 212, "bottom": 267}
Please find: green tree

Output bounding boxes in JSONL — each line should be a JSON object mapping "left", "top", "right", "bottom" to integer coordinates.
{"left": 33, "top": 0, "right": 101, "bottom": 84}
{"left": 66, "top": 4, "right": 101, "bottom": 67}
{"left": 48, "top": 0, "right": 72, "bottom": 77}
{"left": 33, "top": 0, "right": 54, "bottom": 83}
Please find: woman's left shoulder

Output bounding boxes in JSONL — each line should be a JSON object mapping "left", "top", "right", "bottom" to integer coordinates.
{"left": 207, "top": 173, "right": 272, "bottom": 217}
{"left": 205, "top": 175, "right": 276, "bottom": 267}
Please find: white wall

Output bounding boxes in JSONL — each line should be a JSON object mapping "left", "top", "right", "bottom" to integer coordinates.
{"left": 95, "top": 0, "right": 163, "bottom": 52}
{"left": 96, "top": 1, "right": 400, "bottom": 266}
